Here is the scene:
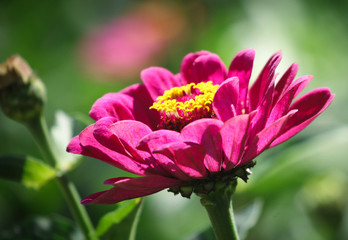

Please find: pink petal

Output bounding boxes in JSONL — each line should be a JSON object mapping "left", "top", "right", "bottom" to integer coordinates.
{"left": 109, "top": 120, "right": 152, "bottom": 149}
{"left": 288, "top": 75, "right": 312, "bottom": 99}
{"left": 67, "top": 135, "right": 83, "bottom": 154}
{"left": 181, "top": 119, "right": 224, "bottom": 173}
{"left": 273, "top": 63, "right": 298, "bottom": 105}
{"left": 270, "top": 88, "right": 334, "bottom": 147}
{"left": 184, "top": 53, "right": 228, "bottom": 84}
{"left": 89, "top": 84, "right": 159, "bottom": 130}
{"left": 154, "top": 142, "right": 207, "bottom": 178}
{"left": 107, "top": 121, "right": 169, "bottom": 176}
{"left": 248, "top": 78, "right": 275, "bottom": 139}
{"left": 220, "top": 114, "right": 251, "bottom": 170}
{"left": 180, "top": 51, "right": 211, "bottom": 83}
{"left": 81, "top": 176, "right": 182, "bottom": 204}
{"left": 141, "top": 67, "right": 182, "bottom": 101}
{"left": 266, "top": 75, "right": 312, "bottom": 126}
{"left": 93, "top": 117, "right": 127, "bottom": 154}
{"left": 213, "top": 77, "right": 239, "bottom": 121}
{"left": 228, "top": 49, "right": 255, "bottom": 109}
{"left": 137, "top": 130, "right": 190, "bottom": 181}
{"left": 137, "top": 130, "right": 181, "bottom": 152}
{"left": 248, "top": 51, "right": 282, "bottom": 111}
{"left": 242, "top": 110, "right": 297, "bottom": 164}
{"left": 70, "top": 124, "right": 147, "bottom": 176}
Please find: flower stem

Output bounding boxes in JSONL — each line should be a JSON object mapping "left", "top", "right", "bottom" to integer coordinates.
{"left": 199, "top": 180, "right": 239, "bottom": 240}
{"left": 26, "top": 115, "right": 98, "bottom": 240}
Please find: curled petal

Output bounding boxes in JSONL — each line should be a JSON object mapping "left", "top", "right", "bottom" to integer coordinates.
{"left": 181, "top": 119, "right": 223, "bottom": 172}
{"left": 270, "top": 88, "right": 334, "bottom": 147}
{"left": 137, "top": 130, "right": 181, "bottom": 152}
{"left": 93, "top": 117, "right": 126, "bottom": 154}
{"left": 137, "top": 130, "right": 190, "bottom": 181}
{"left": 68, "top": 125, "right": 147, "bottom": 176}
{"left": 228, "top": 48, "right": 255, "bottom": 108}
{"left": 248, "top": 78, "right": 275, "bottom": 139}
{"left": 220, "top": 114, "right": 251, "bottom": 170}
{"left": 155, "top": 142, "right": 208, "bottom": 178}
{"left": 81, "top": 176, "right": 182, "bottom": 204}
{"left": 109, "top": 120, "right": 152, "bottom": 149}
{"left": 249, "top": 51, "right": 282, "bottom": 111}
{"left": 266, "top": 75, "right": 312, "bottom": 126}
{"left": 89, "top": 84, "right": 159, "bottom": 130}
{"left": 183, "top": 53, "right": 227, "bottom": 85}
{"left": 273, "top": 63, "right": 299, "bottom": 104}
{"left": 66, "top": 135, "right": 83, "bottom": 154}
{"left": 180, "top": 51, "right": 212, "bottom": 83}
{"left": 213, "top": 77, "right": 239, "bottom": 121}
{"left": 141, "top": 67, "right": 182, "bottom": 101}
{"left": 242, "top": 110, "right": 297, "bottom": 164}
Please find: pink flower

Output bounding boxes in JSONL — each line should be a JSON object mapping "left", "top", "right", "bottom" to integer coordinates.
{"left": 67, "top": 49, "right": 334, "bottom": 204}
{"left": 78, "top": 2, "right": 186, "bottom": 81}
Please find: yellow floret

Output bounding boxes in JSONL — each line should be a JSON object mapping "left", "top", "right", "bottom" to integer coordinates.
{"left": 150, "top": 81, "right": 219, "bottom": 116}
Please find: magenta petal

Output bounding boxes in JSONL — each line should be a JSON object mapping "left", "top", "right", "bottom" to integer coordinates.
{"left": 107, "top": 120, "right": 157, "bottom": 166}
{"left": 248, "top": 78, "right": 275, "bottom": 139}
{"left": 155, "top": 142, "right": 207, "bottom": 178}
{"left": 181, "top": 119, "right": 224, "bottom": 173}
{"left": 270, "top": 88, "right": 334, "bottom": 147}
{"left": 248, "top": 51, "right": 282, "bottom": 111}
{"left": 137, "top": 130, "right": 192, "bottom": 181}
{"left": 67, "top": 136, "right": 83, "bottom": 154}
{"left": 228, "top": 49, "right": 255, "bottom": 108}
{"left": 213, "top": 77, "right": 240, "bottom": 121}
{"left": 180, "top": 51, "right": 211, "bottom": 83}
{"left": 188, "top": 54, "right": 228, "bottom": 84}
{"left": 288, "top": 75, "right": 312, "bottom": 99}
{"left": 220, "top": 114, "right": 251, "bottom": 170}
{"left": 76, "top": 125, "right": 147, "bottom": 175}
{"left": 242, "top": 110, "right": 297, "bottom": 164}
{"left": 266, "top": 75, "right": 312, "bottom": 126}
{"left": 89, "top": 84, "right": 159, "bottom": 129}
{"left": 81, "top": 176, "right": 182, "bottom": 204}
{"left": 137, "top": 130, "right": 181, "bottom": 152}
{"left": 273, "top": 63, "right": 299, "bottom": 104}
{"left": 93, "top": 117, "right": 127, "bottom": 154}
{"left": 141, "top": 67, "right": 182, "bottom": 101}
{"left": 109, "top": 120, "right": 152, "bottom": 149}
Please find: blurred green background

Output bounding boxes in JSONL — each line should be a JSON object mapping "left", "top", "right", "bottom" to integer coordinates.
{"left": 0, "top": 0, "right": 347, "bottom": 239}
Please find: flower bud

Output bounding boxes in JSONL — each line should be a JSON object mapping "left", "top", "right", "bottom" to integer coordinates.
{"left": 0, "top": 55, "right": 46, "bottom": 123}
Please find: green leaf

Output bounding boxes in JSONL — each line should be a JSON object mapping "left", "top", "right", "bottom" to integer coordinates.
{"left": 0, "top": 214, "right": 83, "bottom": 240}
{"left": 97, "top": 198, "right": 143, "bottom": 240}
{"left": 50, "top": 110, "right": 81, "bottom": 172}
{"left": 235, "top": 199, "right": 263, "bottom": 240}
{"left": 0, "top": 155, "right": 56, "bottom": 189}
{"left": 241, "top": 126, "right": 348, "bottom": 197}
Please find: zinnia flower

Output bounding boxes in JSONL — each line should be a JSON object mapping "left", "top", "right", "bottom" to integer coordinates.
{"left": 67, "top": 49, "right": 334, "bottom": 204}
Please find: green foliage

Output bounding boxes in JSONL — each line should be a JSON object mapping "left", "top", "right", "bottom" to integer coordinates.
{"left": 97, "top": 198, "right": 143, "bottom": 240}
{"left": 0, "top": 155, "right": 56, "bottom": 189}
{"left": 50, "top": 110, "right": 82, "bottom": 173}
{"left": 0, "top": 215, "right": 82, "bottom": 240}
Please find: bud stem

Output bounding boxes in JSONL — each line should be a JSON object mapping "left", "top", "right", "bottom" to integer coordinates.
{"left": 199, "top": 180, "right": 239, "bottom": 240}
{"left": 26, "top": 116, "right": 98, "bottom": 240}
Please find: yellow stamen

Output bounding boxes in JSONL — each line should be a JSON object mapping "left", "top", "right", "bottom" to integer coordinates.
{"left": 150, "top": 81, "right": 219, "bottom": 130}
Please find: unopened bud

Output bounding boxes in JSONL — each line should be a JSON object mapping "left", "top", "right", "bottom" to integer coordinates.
{"left": 0, "top": 55, "right": 32, "bottom": 89}
{"left": 0, "top": 55, "right": 46, "bottom": 123}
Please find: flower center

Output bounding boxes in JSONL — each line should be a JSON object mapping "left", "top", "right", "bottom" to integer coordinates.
{"left": 150, "top": 81, "right": 219, "bottom": 131}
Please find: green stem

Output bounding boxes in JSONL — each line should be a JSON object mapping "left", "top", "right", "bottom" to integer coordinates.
{"left": 26, "top": 115, "right": 98, "bottom": 240}
{"left": 199, "top": 181, "right": 239, "bottom": 240}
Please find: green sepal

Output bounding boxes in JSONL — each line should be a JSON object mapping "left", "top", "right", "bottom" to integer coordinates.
{"left": 0, "top": 155, "right": 56, "bottom": 189}
{"left": 97, "top": 198, "right": 143, "bottom": 240}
